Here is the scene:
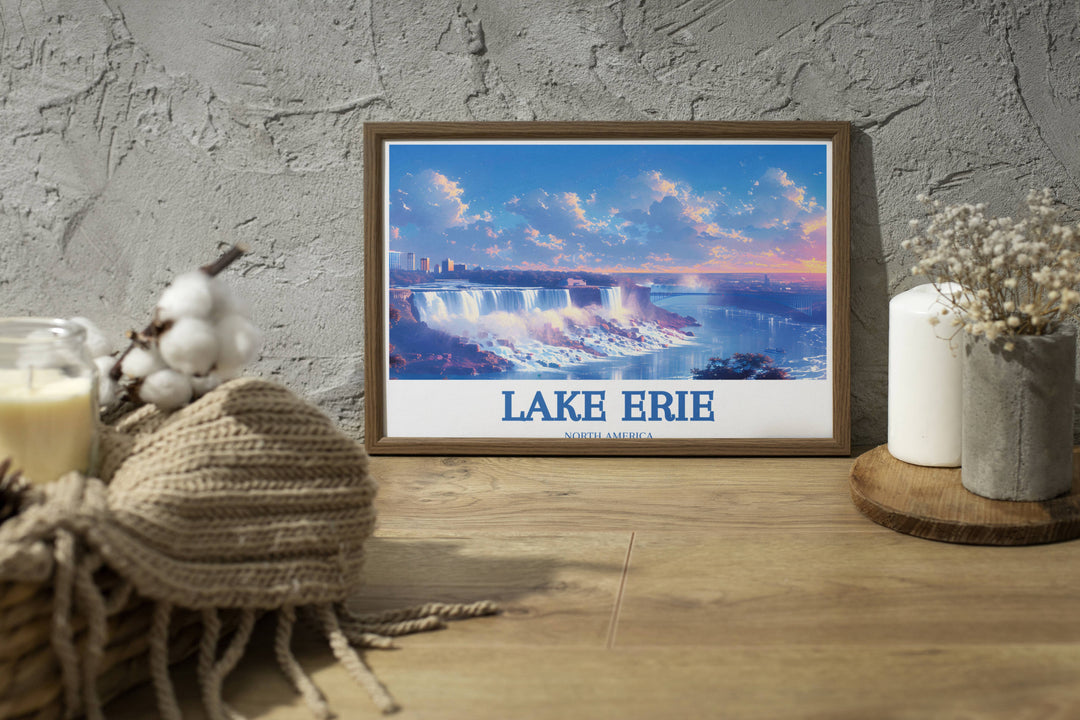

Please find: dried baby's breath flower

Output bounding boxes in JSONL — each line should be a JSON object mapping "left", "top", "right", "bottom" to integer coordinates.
{"left": 905, "top": 188, "right": 1080, "bottom": 339}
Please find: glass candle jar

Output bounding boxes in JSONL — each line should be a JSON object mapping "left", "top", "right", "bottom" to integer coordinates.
{"left": 0, "top": 318, "right": 99, "bottom": 484}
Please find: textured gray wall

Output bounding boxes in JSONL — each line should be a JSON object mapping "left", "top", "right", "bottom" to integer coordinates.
{"left": 1, "top": 0, "right": 1077, "bottom": 446}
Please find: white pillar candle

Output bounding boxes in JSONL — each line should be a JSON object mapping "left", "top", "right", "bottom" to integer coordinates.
{"left": 0, "top": 368, "right": 96, "bottom": 484}
{"left": 888, "top": 282, "right": 964, "bottom": 467}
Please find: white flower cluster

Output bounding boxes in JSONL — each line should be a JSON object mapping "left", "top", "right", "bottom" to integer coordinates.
{"left": 98, "top": 271, "right": 263, "bottom": 410}
{"left": 902, "top": 188, "right": 1080, "bottom": 350}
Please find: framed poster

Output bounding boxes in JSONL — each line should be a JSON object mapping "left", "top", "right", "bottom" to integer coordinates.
{"left": 364, "top": 122, "right": 849, "bottom": 456}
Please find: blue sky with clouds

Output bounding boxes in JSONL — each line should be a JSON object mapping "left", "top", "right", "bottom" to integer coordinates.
{"left": 387, "top": 141, "right": 829, "bottom": 274}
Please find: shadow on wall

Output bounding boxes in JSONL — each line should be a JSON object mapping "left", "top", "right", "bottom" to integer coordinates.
{"left": 849, "top": 128, "right": 889, "bottom": 447}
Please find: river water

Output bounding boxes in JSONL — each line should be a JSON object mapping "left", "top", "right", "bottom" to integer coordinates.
{"left": 396, "top": 282, "right": 827, "bottom": 381}
{"left": 500, "top": 292, "right": 827, "bottom": 381}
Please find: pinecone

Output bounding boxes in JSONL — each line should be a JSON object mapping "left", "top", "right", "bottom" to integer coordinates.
{"left": 0, "top": 457, "right": 28, "bottom": 527}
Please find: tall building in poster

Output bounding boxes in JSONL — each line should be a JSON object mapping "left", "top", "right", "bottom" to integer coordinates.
{"left": 405, "top": 252, "right": 416, "bottom": 271}
{"left": 438, "top": 259, "right": 454, "bottom": 274}
{"left": 388, "top": 251, "right": 401, "bottom": 269}
{"left": 420, "top": 257, "right": 431, "bottom": 272}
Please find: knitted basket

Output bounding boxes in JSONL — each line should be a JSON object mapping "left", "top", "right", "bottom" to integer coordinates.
{"left": 0, "top": 572, "right": 215, "bottom": 720}
{"left": 0, "top": 377, "right": 323, "bottom": 720}
{"left": 0, "top": 378, "right": 495, "bottom": 720}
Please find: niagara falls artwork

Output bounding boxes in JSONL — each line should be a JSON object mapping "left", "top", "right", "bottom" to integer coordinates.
{"left": 364, "top": 122, "right": 850, "bottom": 455}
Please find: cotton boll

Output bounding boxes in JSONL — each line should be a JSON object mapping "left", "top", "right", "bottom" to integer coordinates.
{"left": 211, "top": 365, "right": 241, "bottom": 381}
{"left": 157, "top": 271, "right": 215, "bottom": 322}
{"left": 139, "top": 369, "right": 193, "bottom": 410}
{"left": 70, "top": 317, "right": 113, "bottom": 358}
{"left": 94, "top": 356, "right": 117, "bottom": 407}
{"left": 121, "top": 346, "right": 167, "bottom": 379}
{"left": 159, "top": 317, "right": 219, "bottom": 376}
{"left": 93, "top": 355, "right": 114, "bottom": 378}
{"left": 208, "top": 276, "right": 253, "bottom": 320}
{"left": 213, "top": 314, "right": 262, "bottom": 373}
{"left": 98, "top": 376, "right": 118, "bottom": 408}
{"left": 189, "top": 372, "right": 228, "bottom": 398}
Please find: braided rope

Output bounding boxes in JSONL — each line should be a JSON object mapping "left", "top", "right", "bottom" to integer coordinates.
{"left": 316, "top": 604, "right": 399, "bottom": 714}
{"left": 205, "top": 608, "right": 257, "bottom": 720}
{"left": 343, "top": 615, "right": 444, "bottom": 639}
{"left": 197, "top": 608, "right": 225, "bottom": 720}
{"left": 274, "top": 606, "right": 332, "bottom": 720}
{"left": 73, "top": 552, "right": 106, "bottom": 720}
{"left": 340, "top": 630, "right": 396, "bottom": 649}
{"left": 51, "top": 529, "right": 80, "bottom": 718}
{"left": 347, "top": 601, "right": 500, "bottom": 625}
{"left": 150, "top": 601, "right": 183, "bottom": 720}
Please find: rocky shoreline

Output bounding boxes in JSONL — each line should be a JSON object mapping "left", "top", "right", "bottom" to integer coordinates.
{"left": 388, "top": 289, "right": 512, "bottom": 376}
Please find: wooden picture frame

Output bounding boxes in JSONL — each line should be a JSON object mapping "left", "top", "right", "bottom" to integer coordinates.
{"left": 364, "top": 121, "right": 849, "bottom": 456}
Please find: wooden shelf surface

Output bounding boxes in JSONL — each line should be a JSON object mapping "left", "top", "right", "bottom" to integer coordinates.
{"left": 104, "top": 453, "right": 1080, "bottom": 719}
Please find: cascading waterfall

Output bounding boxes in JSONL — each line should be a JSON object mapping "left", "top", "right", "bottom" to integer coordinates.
{"left": 411, "top": 287, "right": 574, "bottom": 325}
{"left": 599, "top": 286, "right": 623, "bottom": 314}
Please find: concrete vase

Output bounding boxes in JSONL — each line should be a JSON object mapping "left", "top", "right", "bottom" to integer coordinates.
{"left": 962, "top": 326, "right": 1076, "bottom": 501}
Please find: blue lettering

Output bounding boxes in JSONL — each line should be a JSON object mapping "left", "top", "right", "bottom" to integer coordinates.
{"left": 527, "top": 391, "right": 555, "bottom": 421}
{"left": 583, "top": 391, "right": 606, "bottom": 421}
{"left": 692, "top": 391, "right": 714, "bottom": 421}
{"left": 554, "top": 391, "right": 581, "bottom": 421}
{"left": 622, "top": 391, "right": 646, "bottom": 421}
{"left": 502, "top": 391, "right": 527, "bottom": 421}
{"left": 649, "top": 391, "right": 674, "bottom": 421}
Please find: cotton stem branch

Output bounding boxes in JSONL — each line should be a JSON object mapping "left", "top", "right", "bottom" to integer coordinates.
{"left": 108, "top": 244, "right": 250, "bottom": 383}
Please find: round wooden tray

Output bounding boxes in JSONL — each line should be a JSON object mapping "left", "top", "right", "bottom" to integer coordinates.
{"left": 849, "top": 445, "right": 1080, "bottom": 545}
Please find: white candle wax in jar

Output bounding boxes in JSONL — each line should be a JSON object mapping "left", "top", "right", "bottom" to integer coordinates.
{"left": 887, "top": 283, "right": 964, "bottom": 467}
{"left": 0, "top": 319, "right": 98, "bottom": 484}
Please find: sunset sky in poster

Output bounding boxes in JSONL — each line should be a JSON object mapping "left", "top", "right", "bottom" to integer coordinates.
{"left": 387, "top": 141, "right": 829, "bottom": 274}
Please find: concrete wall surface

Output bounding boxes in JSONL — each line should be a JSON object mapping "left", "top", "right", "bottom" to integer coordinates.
{"left": 2, "top": 0, "right": 1078, "bottom": 445}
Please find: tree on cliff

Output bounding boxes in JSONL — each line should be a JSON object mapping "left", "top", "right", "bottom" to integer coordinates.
{"left": 691, "top": 353, "right": 790, "bottom": 380}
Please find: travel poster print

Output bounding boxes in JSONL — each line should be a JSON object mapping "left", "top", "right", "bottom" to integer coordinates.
{"left": 383, "top": 139, "right": 834, "bottom": 441}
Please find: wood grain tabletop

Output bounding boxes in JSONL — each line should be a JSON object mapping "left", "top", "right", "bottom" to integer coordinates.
{"left": 106, "top": 453, "right": 1080, "bottom": 719}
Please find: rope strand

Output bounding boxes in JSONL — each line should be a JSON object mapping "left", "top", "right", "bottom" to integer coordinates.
{"left": 73, "top": 553, "right": 107, "bottom": 720}
{"left": 51, "top": 529, "right": 81, "bottom": 718}
{"left": 274, "top": 606, "right": 333, "bottom": 720}
{"left": 150, "top": 602, "right": 183, "bottom": 720}
{"left": 205, "top": 608, "right": 257, "bottom": 720}
{"left": 341, "top": 615, "right": 443, "bottom": 639}
{"left": 316, "top": 604, "right": 399, "bottom": 714}
{"left": 197, "top": 608, "right": 225, "bottom": 720}
{"left": 345, "top": 601, "right": 499, "bottom": 625}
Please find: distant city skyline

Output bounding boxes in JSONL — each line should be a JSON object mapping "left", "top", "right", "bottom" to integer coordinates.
{"left": 387, "top": 141, "right": 830, "bottom": 275}
{"left": 388, "top": 249, "right": 480, "bottom": 275}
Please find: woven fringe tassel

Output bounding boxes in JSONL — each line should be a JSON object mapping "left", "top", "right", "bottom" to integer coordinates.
{"left": 337, "top": 628, "right": 398, "bottom": 649}
{"left": 51, "top": 529, "right": 81, "bottom": 719}
{"left": 197, "top": 608, "right": 227, "bottom": 720}
{"left": 340, "top": 601, "right": 500, "bottom": 641}
{"left": 347, "top": 600, "right": 500, "bottom": 625}
{"left": 150, "top": 602, "right": 183, "bottom": 720}
{"left": 197, "top": 608, "right": 257, "bottom": 720}
{"left": 340, "top": 614, "right": 442, "bottom": 642}
{"left": 315, "top": 604, "right": 399, "bottom": 714}
{"left": 274, "top": 606, "right": 332, "bottom": 720}
{"left": 73, "top": 553, "right": 107, "bottom": 720}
